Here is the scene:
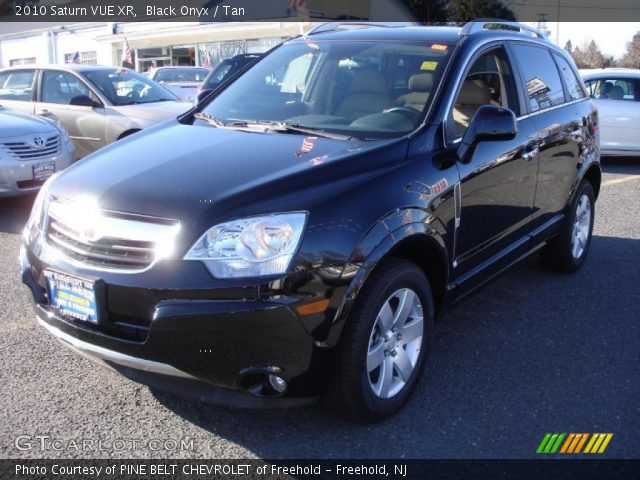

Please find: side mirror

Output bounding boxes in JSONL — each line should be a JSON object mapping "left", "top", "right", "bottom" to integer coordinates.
{"left": 69, "top": 95, "right": 101, "bottom": 108}
{"left": 456, "top": 105, "right": 517, "bottom": 163}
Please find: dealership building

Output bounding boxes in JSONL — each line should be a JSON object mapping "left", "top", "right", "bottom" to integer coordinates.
{"left": 0, "top": 0, "right": 412, "bottom": 72}
{"left": 0, "top": 22, "right": 304, "bottom": 72}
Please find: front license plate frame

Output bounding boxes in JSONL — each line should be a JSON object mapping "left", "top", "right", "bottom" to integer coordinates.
{"left": 33, "top": 161, "right": 56, "bottom": 182}
{"left": 44, "top": 270, "right": 99, "bottom": 324}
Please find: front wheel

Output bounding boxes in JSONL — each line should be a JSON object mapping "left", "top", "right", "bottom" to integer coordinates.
{"left": 324, "top": 258, "right": 434, "bottom": 422}
{"left": 541, "top": 181, "right": 595, "bottom": 272}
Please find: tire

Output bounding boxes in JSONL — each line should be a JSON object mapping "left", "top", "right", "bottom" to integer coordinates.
{"left": 541, "top": 181, "right": 595, "bottom": 273}
{"left": 324, "top": 258, "right": 434, "bottom": 422}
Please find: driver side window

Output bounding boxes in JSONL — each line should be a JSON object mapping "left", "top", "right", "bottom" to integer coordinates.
{"left": 448, "top": 48, "right": 519, "bottom": 140}
{"left": 41, "top": 71, "right": 92, "bottom": 105}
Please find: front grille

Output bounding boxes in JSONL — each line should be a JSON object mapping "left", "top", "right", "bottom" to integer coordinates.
{"left": 45, "top": 197, "right": 179, "bottom": 272}
{"left": 48, "top": 220, "right": 155, "bottom": 269}
{"left": 2, "top": 135, "right": 60, "bottom": 160}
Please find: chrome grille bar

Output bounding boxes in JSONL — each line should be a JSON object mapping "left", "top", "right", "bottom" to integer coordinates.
{"left": 2, "top": 135, "right": 60, "bottom": 160}
{"left": 45, "top": 197, "right": 179, "bottom": 272}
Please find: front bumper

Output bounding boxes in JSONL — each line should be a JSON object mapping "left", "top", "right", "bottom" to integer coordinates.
{"left": 20, "top": 243, "right": 334, "bottom": 404}
{"left": 0, "top": 144, "right": 75, "bottom": 197}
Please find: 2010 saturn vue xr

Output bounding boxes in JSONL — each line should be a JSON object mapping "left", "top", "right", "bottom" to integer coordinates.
{"left": 21, "top": 22, "right": 600, "bottom": 421}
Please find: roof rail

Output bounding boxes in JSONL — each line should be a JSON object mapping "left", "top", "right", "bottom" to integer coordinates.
{"left": 460, "top": 20, "right": 549, "bottom": 42}
{"left": 307, "top": 22, "right": 418, "bottom": 35}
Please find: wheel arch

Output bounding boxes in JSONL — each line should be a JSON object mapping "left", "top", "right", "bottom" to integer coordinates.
{"left": 325, "top": 222, "right": 450, "bottom": 347}
{"left": 583, "top": 163, "right": 602, "bottom": 199}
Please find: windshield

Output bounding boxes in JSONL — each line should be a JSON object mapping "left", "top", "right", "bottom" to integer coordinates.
{"left": 154, "top": 68, "right": 209, "bottom": 83}
{"left": 201, "top": 40, "right": 453, "bottom": 139}
{"left": 83, "top": 68, "right": 179, "bottom": 106}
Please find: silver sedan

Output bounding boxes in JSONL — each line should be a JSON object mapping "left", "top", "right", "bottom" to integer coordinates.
{"left": 0, "top": 65, "right": 193, "bottom": 158}
{"left": 0, "top": 106, "right": 75, "bottom": 197}
{"left": 581, "top": 68, "right": 640, "bottom": 157}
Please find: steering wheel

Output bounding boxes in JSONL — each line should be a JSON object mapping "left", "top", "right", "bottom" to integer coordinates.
{"left": 384, "top": 106, "right": 421, "bottom": 122}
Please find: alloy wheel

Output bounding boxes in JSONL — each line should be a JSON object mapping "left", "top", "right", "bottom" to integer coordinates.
{"left": 571, "top": 194, "right": 592, "bottom": 259}
{"left": 367, "top": 288, "right": 424, "bottom": 399}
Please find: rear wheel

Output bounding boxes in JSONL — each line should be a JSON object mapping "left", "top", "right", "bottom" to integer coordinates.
{"left": 325, "top": 258, "right": 434, "bottom": 422}
{"left": 541, "top": 181, "right": 595, "bottom": 272}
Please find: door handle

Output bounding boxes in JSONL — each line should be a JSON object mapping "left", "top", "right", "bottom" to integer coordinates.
{"left": 522, "top": 146, "right": 539, "bottom": 161}
{"left": 36, "top": 109, "right": 52, "bottom": 117}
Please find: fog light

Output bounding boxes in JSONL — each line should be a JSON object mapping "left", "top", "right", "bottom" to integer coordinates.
{"left": 268, "top": 374, "right": 287, "bottom": 393}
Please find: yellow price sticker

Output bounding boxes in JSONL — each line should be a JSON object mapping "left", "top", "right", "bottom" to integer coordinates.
{"left": 420, "top": 61, "right": 438, "bottom": 71}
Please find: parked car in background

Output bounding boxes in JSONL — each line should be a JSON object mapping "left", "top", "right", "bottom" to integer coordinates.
{"left": 581, "top": 68, "right": 640, "bottom": 156}
{"left": 196, "top": 54, "right": 262, "bottom": 103}
{"left": 0, "top": 105, "right": 75, "bottom": 197}
{"left": 147, "top": 66, "right": 210, "bottom": 102}
{"left": 0, "top": 65, "right": 192, "bottom": 158}
{"left": 21, "top": 22, "right": 600, "bottom": 421}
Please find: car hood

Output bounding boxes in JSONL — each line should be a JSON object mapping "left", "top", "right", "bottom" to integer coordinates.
{"left": 0, "top": 107, "right": 57, "bottom": 137}
{"left": 114, "top": 101, "right": 193, "bottom": 122}
{"left": 50, "top": 120, "right": 406, "bottom": 236}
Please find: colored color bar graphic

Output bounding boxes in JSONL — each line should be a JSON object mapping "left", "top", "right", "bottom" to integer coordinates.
{"left": 537, "top": 433, "right": 613, "bottom": 454}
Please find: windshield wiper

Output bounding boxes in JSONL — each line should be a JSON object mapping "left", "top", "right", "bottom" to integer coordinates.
{"left": 193, "top": 112, "right": 226, "bottom": 128}
{"left": 226, "top": 120, "right": 352, "bottom": 141}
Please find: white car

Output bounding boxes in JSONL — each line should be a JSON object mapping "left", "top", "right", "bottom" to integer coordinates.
{"left": 0, "top": 106, "right": 75, "bottom": 197}
{"left": 581, "top": 68, "right": 640, "bottom": 156}
{"left": 147, "top": 67, "right": 209, "bottom": 102}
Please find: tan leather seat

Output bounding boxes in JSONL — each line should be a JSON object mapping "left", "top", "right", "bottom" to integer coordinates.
{"left": 396, "top": 73, "right": 433, "bottom": 111}
{"left": 608, "top": 85, "right": 624, "bottom": 100}
{"left": 336, "top": 70, "right": 391, "bottom": 122}
{"left": 452, "top": 79, "right": 491, "bottom": 137}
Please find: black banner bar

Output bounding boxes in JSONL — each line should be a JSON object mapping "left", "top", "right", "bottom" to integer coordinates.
{"left": 2, "top": 460, "right": 640, "bottom": 480}
{"left": 1, "top": 0, "right": 640, "bottom": 23}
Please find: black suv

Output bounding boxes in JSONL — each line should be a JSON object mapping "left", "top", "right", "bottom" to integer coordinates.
{"left": 21, "top": 22, "right": 600, "bottom": 421}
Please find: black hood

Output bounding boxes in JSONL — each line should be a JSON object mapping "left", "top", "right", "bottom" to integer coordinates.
{"left": 50, "top": 120, "right": 408, "bottom": 234}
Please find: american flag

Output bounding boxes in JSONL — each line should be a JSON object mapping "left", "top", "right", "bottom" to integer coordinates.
{"left": 71, "top": 51, "right": 81, "bottom": 64}
{"left": 122, "top": 38, "right": 133, "bottom": 66}
{"left": 296, "top": 136, "right": 317, "bottom": 156}
{"left": 202, "top": 52, "right": 211, "bottom": 69}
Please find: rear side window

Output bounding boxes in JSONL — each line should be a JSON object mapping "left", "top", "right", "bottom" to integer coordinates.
{"left": 511, "top": 44, "right": 565, "bottom": 113}
{"left": 552, "top": 53, "right": 585, "bottom": 101}
{"left": 585, "top": 78, "right": 638, "bottom": 101}
{"left": 0, "top": 69, "right": 36, "bottom": 102}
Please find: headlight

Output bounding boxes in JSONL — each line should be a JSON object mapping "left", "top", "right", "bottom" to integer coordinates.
{"left": 57, "top": 123, "right": 71, "bottom": 143}
{"left": 23, "top": 172, "right": 60, "bottom": 241}
{"left": 184, "top": 212, "right": 307, "bottom": 278}
{"left": 43, "top": 117, "right": 70, "bottom": 143}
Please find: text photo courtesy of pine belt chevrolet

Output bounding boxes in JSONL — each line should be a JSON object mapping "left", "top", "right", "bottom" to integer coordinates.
{"left": 20, "top": 22, "right": 600, "bottom": 421}
{"left": 0, "top": 65, "right": 193, "bottom": 158}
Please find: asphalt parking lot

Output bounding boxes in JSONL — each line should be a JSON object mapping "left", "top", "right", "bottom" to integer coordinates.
{"left": 0, "top": 159, "right": 638, "bottom": 460}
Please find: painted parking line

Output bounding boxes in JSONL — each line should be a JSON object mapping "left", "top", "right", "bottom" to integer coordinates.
{"left": 602, "top": 175, "right": 640, "bottom": 187}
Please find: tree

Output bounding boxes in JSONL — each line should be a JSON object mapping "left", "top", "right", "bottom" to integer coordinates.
{"left": 564, "top": 40, "right": 573, "bottom": 54}
{"left": 619, "top": 31, "right": 640, "bottom": 68}
{"left": 405, "top": 0, "right": 450, "bottom": 22}
{"left": 570, "top": 40, "right": 612, "bottom": 69}
{"left": 450, "top": 0, "right": 516, "bottom": 22}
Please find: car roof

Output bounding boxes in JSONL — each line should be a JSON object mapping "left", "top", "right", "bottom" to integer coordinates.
{"left": 0, "top": 64, "right": 131, "bottom": 73}
{"left": 580, "top": 68, "right": 640, "bottom": 79}
{"left": 287, "top": 23, "right": 560, "bottom": 52}
{"left": 153, "top": 66, "right": 208, "bottom": 70}
{"left": 294, "top": 25, "right": 462, "bottom": 45}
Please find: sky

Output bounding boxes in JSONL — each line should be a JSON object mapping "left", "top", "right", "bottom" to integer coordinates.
{"left": 526, "top": 22, "right": 640, "bottom": 58}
